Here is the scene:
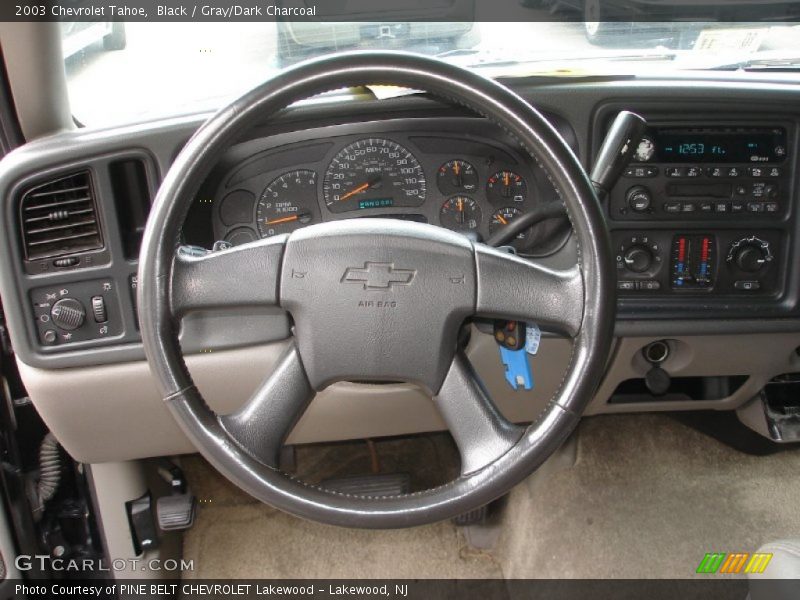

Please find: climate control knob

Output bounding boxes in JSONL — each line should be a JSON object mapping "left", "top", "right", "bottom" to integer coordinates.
{"left": 623, "top": 245, "right": 653, "bottom": 273}
{"left": 50, "top": 298, "right": 86, "bottom": 331}
{"left": 727, "top": 237, "right": 773, "bottom": 273}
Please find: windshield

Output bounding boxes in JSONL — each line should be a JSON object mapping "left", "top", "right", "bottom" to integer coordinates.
{"left": 64, "top": 19, "right": 800, "bottom": 126}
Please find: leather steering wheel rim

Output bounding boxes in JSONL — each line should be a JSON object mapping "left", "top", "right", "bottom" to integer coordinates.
{"left": 138, "top": 51, "right": 615, "bottom": 528}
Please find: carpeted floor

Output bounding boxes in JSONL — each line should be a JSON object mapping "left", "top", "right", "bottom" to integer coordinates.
{"left": 181, "top": 414, "right": 800, "bottom": 580}
{"left": 181, "top": 434, "right": 502, "bottom": 579}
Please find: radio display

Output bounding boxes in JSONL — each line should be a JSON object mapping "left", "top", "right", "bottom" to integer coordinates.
{"left": 652, "top": 127, "right": 786, "bottom": 163}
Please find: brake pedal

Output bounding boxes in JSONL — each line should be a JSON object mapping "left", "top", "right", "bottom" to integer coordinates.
{"left": 321, "top": 473, "right": 410, "bottom": 497}
{"left": 157, "top": 493, "right": 196, "bottom": 531}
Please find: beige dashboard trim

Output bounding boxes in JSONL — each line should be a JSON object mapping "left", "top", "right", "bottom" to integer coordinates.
{"left": 16, "top": 331, "right": 800, "bottom": 464}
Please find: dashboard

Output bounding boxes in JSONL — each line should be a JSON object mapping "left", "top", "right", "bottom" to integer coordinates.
{"left": 206, "top": 119, "right": 570, "bottom": 257}
{"left": 2, "top": 77, "right": 800, "bottom": 462}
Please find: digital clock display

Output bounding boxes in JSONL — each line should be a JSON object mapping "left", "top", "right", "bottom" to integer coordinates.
{"left": 652, "top": 127, "right": 786, "bottom": 163}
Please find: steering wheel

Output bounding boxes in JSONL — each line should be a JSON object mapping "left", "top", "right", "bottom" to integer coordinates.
{"left": 138, "top": 51, "right": 614, "bottom": 528}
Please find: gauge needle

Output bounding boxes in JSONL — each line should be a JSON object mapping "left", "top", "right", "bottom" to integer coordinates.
{"left": 265, "top": 215, "right": 299, "bottom": 226}
{"left": 339, "top": 177, "right": 381, "bottom": 202}
{"left": 496, "top": 214, "right": 508, "bottom": 225}
{"left": 503, "top": 172, "right": 510, "bottom": 187}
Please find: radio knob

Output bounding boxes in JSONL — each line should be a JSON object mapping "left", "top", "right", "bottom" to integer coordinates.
{"left": 626, "top": 186, "right": 652, "bottom": 213}
{"left": 50, "top": 298, "right": 86, "bottom": 331}
{"left": 728, "top": 237, "right": 773, "bottom": 273}
{"left": 623, "top": 245, "right": 653, "bottom": 273}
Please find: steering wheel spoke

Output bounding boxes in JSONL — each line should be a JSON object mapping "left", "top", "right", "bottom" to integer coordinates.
{"left": 170, "top": 235, "right": 287, "bottom": 317}
{"left": 435, "top": 352, "right": 524, "bottom": 476}
{"left": 474, "top": 244, "right": 584, "bottom": 338}
{"left": 218, "top": 342, "right": 314, "bottom": 468}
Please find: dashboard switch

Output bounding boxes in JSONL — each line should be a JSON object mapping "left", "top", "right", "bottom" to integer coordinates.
{"left": 91, "top": 296, "right": 108, "bottom": 323}
{"left": 50, "top": 298, "right": 86, "bottom": 331}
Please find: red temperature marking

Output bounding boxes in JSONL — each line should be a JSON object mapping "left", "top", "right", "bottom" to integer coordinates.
{"left": 701, "top": 237, "right": 710, "bottom": 262}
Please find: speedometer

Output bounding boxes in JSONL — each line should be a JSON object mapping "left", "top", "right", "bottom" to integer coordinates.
{"left": 323, "top": 138, "right": 426, "bottom": 213}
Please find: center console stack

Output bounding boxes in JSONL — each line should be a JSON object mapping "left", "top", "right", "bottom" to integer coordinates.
{"left": 596, "top": 109, "right": 796, "bottom": 314}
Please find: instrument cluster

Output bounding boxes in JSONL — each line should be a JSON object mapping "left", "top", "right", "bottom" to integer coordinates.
{"left": 212, "top": 128, "right": 568, "bottom": 256}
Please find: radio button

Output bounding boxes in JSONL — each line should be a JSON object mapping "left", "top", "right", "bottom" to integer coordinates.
{"left": 727, "top": 167, "right": 742, "bottom": 177}
{"left": 765, "top": 202, "right": 779, "bottom": 213}
{"left": 626, "top": 186, "right": 652, "bottom": 212}
{"left": 749, "top": 167, "right": 765, "bottom": 177}
{"left": 707, "top": 167, "right": 725, "bottom": 177}
{"left": 625, "top": 166, "right": 658, "bottom": 178}
{"left": 663, "top": 202, "right": 681, "bottom": 213}
{"left": 681, "top": 203, "right": 696, "bottom": 213}
{"left": 618, "top": 280, "right": 636, "bottom": 291}
{"left": 767, "top": 167, "right": 782, "bottom": 177}
{"left": 747, "top": 202, "right": 764, "bottom": 213}
{"left": 699, "top": 202, "right": 713, "bottom": 213}
{"left": 735, "top": 185, "right": 748, "bottom": 196}
{"left": 686, "top": 167, "right": 703, "bottom": 177}
{"left": 714, "top": 202, "right": 730, "bottom": 213}
{"left": 665, "top": 167, "right": 685, "bottom": 178}
{"left": 731, "top": 202, "right": 745, "bottom": 213}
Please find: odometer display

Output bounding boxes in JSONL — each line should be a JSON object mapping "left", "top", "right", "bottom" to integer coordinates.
{"left": 323, "top": 138, "right": 426, "bottom": 213}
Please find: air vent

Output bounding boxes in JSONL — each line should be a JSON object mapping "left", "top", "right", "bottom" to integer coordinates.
{"left": 20, "top": 171, "right": 103, "bottom": 261}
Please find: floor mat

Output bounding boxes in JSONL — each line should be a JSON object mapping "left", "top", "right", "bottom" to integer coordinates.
{"left": 494, "top": 413, "right": 800, "bottom": 579}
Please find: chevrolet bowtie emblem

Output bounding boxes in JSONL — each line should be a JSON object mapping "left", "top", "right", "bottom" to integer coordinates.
{"left": 341, "top": 262, "right": 416, "bottom": 290}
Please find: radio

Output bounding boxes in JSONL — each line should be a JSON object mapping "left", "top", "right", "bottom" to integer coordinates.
{"left": 608, "top": 126, "right": 789, "bottom": 221}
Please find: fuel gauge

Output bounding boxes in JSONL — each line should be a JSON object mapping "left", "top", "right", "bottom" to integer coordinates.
{"left": 437, "top": 160, "right": 478, "bottom": 195}
{"left": 440, "top": 196, "right": 482, "bottom": 232}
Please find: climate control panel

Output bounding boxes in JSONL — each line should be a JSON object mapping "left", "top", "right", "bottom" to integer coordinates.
{"left": 615, "top": 230, "right": 782, "bottom": 296}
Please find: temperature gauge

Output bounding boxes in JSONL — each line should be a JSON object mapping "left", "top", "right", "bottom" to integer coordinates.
{"left": 440, "top": 196, "right": 482, "bottom": 232}
{"left": 487, "top": 170, "right": 527, "bottom": 204}
{"left": 489, "top": 207, "right": 530, "bottom": 249}
{"left": 437, "top": 160, "right": 478, "bottom": 195}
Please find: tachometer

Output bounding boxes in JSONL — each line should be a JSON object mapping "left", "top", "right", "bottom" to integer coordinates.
{"left": 257, "top": 169, "right": 318, "bottom": 238}
{"left": 323, "top": 138, "right": 426, "bottom": 213}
